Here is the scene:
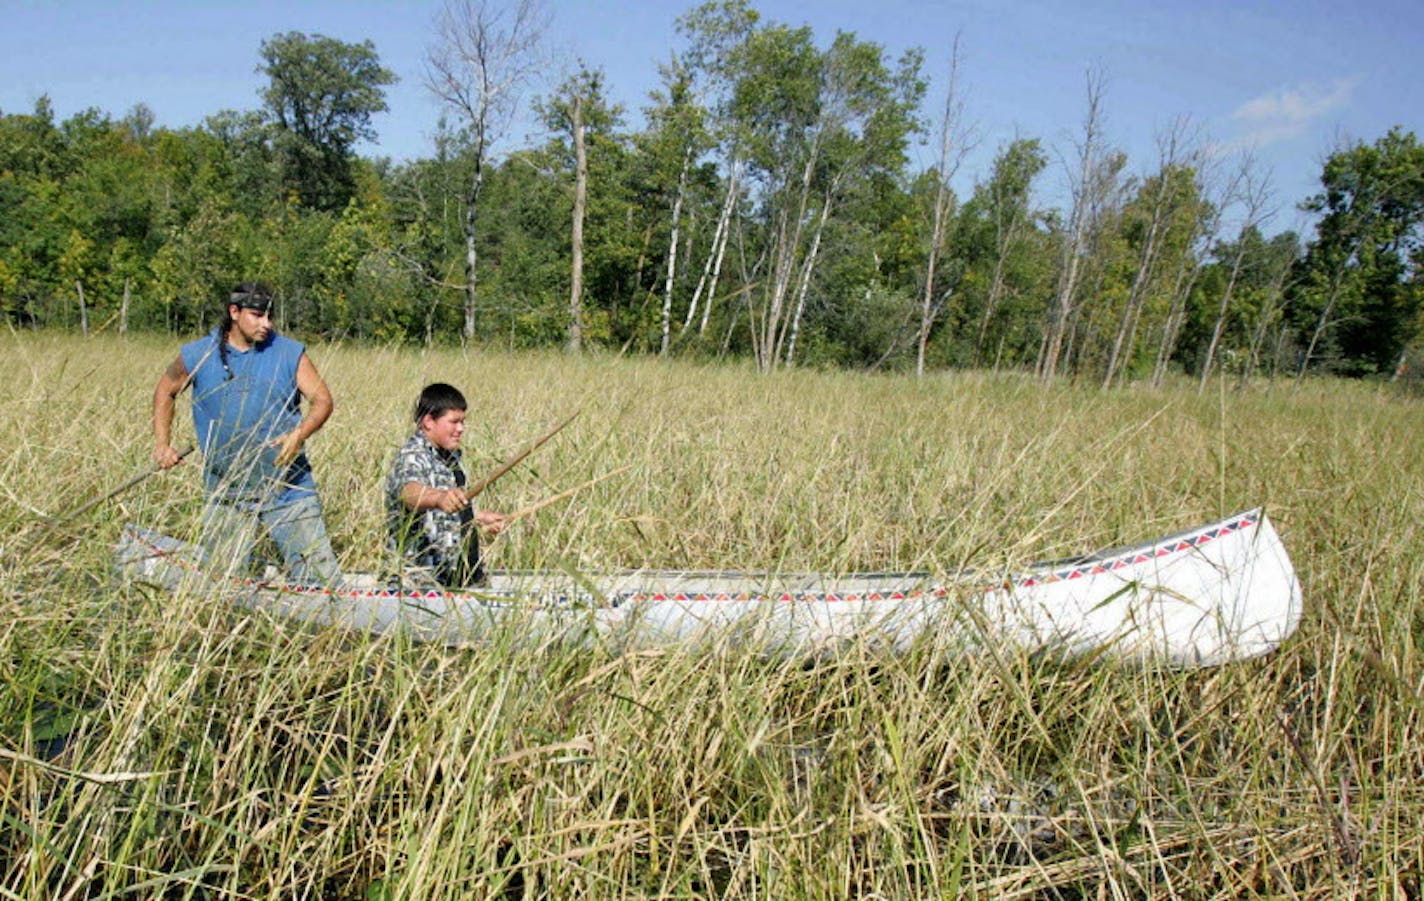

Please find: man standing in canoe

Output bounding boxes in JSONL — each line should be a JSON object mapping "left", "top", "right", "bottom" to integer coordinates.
{"left": 152, "top": 282, "right": 340, "bottom": 585}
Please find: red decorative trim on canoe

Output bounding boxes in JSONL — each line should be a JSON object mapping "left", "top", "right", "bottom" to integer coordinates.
{"left": 1013, "top": 511, "right": 1256, "bottom": 589}
{"left": 124, "top": 511, "right": 1260, "bottom": 606}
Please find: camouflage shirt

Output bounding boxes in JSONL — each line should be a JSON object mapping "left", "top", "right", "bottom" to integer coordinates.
{"left": 384, "top": 431, "right": 482, "bottom": 587}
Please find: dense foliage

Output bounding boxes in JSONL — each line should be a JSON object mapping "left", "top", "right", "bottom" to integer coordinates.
{"left": 1, "top": 1, "right": 1420, "bottom": 380}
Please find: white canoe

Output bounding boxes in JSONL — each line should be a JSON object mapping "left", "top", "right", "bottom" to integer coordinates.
{"left": 114, "top": 508, "right": 1302, "bottom": 666}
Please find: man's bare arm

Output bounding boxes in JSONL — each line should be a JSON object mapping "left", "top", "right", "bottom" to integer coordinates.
{"left": 152, "top": 355, "right": 189, "bottom": 468}
{"left": 274, "top": 353, "right": 335, "bottom": 466}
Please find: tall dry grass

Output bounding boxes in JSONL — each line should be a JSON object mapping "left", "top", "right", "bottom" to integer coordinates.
{"left": 2, "top": 330, "right": 1423, "bottom": 898}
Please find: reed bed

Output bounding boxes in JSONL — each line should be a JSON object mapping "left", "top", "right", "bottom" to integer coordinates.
{"left": 3, "top": 330, "right": 1423, "bottom": 898}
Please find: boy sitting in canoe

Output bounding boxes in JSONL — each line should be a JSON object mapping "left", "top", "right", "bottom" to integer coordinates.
{"left": 385, "top": 383, "right": 505, "bottom": 588}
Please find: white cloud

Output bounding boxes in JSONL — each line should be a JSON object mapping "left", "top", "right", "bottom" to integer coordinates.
{"left": 1224, "top": 78, "right": 1360, "bottom": 150}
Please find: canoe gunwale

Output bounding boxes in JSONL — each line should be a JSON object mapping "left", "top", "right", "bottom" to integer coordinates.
{"left": 117, "top": 508, "right": 1266, "bottom": 605}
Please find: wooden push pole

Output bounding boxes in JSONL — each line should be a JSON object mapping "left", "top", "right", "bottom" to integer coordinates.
{"left": 465, "top": 410, "right": 581, "bottom": 500}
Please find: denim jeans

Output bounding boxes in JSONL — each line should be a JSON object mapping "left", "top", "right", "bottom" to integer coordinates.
{"left": 201, "top": 493, "right": 340, "bottom": 586}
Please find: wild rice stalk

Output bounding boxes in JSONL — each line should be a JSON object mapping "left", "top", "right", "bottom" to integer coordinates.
{"left": 3, "top": 332, "right": 1423, "bottom": 897}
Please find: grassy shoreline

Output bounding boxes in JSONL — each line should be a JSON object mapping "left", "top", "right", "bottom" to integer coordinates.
{"left": 3, "top": 331, "right": 1422, "bottom": 897}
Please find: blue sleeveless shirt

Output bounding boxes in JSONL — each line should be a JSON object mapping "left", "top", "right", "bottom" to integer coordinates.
{"left": 181, "top": 330, "right": 317, "bottom": 507}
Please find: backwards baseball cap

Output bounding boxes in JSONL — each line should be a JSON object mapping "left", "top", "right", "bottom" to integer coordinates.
{"left": 229, "top": 282, "right": 274, "bottom": 314}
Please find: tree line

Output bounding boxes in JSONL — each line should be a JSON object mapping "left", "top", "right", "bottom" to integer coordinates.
{"left": 2, "top": 0, "right": 1421, "bottom": 382}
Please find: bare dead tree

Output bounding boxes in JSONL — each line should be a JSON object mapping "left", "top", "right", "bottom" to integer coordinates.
{"left": 972, "top": 150, "right": 1033, "bottom": 368}
{"left": 1102, "top": 118, "right": 1202, "bottom": 389}
{"left": 917, "top": 34, "right": 975, "bottom": 377}
{"left": 1051, "top": 147, "right": 1128, "bottom": 380}
{"left": 1150, "top": 150, "right": 1227, "bottom": 387}
{"left": 1039, "top": 68, "right": 1109, "bottom": 382}
{"left": 425, "top": 0, "right": 548, "bottom": 340}
{"left": 1199, "top": 153, "right": 1274, "bottom": 393}
{"left": 1062, "top": 163, "right": 1128, "bottom": 379}
{"left": 1149, "top": 233, "right": 1209, "bottom": 387}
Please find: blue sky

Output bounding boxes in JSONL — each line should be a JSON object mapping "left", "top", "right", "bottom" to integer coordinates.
{"left": 4, "top": 0, "right": 1420, "bottom": 231}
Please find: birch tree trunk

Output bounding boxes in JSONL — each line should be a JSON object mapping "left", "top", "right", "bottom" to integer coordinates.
{"left": 684, "top": 162, "right": 740, "bottom": 337}
{"left": 120, "top": 279, "right": 130, "bottom": 334}
{"left": 699, "top": 197, "right": 733, "bottom": 337}
{"left": 784, "top": 191, "right": 834, "bottom": 366}
{"left": 76, "top": 281, "right": 88, "bottom": 336}
{"left": 461, "top": 145, "right": 485, "bottom": 340}
{"left": 567, "top": 92, "right": 587, "bottom": 352}
{"left": 659, "top": 145, "right": 692, "bottom": 355}
{"left": 760, "top": 147, "right": 820, "bottom": 370}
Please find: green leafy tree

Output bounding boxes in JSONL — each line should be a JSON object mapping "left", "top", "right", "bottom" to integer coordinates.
{"left": 537, "top": 65, "right": 604, "bottom": 349}
{"left": 1099, "top": 123, "right": 1207, "bottom": 388}
{"left": 680, "top": 2, "right": 924, "bottom": 370}
{"left": 946, "top": 137, "right": 1049, "bottom": 369}
{"left": 259, "top": 31, "right": 396, "bottom": 212}
{"left": 316, "top": 193, "right": 411, "bottom": 339}
{"left": 380, "top": 144, "right": 465, "bottom": 343}
{"left": 0, "top": 102, "right": 170, "bottom": 326}
{"left": 199, "top": 109, "right": 284, "bottom": 220}
{"left": 535, "top": 65, "right": 631, "bottom": 348}
{"left": 1039, "top": 70, "right": 1117, "bottom": 381}
{"left": 149, "top": 198, "right": 247, "bottom": 334}
{"left": 639, "top": 56, "right": 715, "bottom": 355}
{"left": 0, "top": 98, "right": 68, "bottom": 322}
{"left": 1180, "top": 225, "right": 1299, "bottom": 384}
{"left": 473, "top": 151, "right": 570, "bottom": 347}
{"left": 1290, "top": 128, "right": 1424, "bottom": 376}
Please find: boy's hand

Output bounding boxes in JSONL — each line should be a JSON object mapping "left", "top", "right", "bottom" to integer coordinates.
{"left": 438, "top": 488, "right": 470, "bottom": 513}
{"left": 476, "top": 510, "right": 506, "bottom": 535}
